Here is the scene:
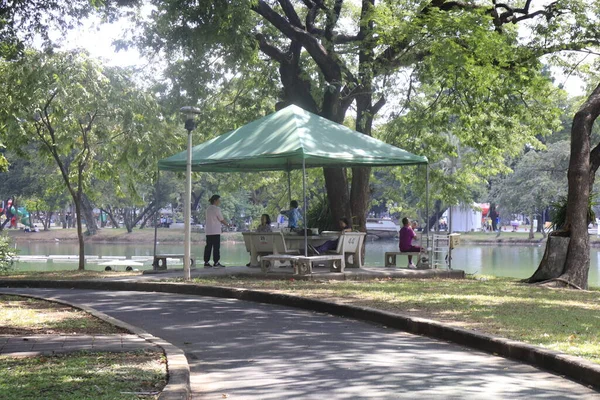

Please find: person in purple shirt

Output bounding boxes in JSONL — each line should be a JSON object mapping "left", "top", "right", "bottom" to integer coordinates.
{"left": 399, "top": 217, "right": 420, "bottom": 269}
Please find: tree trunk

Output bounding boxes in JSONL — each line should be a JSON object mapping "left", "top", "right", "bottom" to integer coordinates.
{"left": 528, "top": 213, "right": 535, "bottom": 239}
{"left": 526, "top": 83, "right": 600, "bottom": 289}
{"left": 81, "top": 194, "right": 98, "bottom": 235}
{"left": 43, "top": 211, "right": 53, "bottom": 231}
{"left": 323, "top": 167, "right": 352, "bottom": 228}
{"left": 123, "top": 208, "right": 134, "bottom": 233}
{"left": 74, "top": 191, "right": 85, "bottom": 270}
{"left": 101, "top": 207, "right": 120, "bottom": 228}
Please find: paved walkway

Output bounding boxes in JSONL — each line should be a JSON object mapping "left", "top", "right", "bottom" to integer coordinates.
{"left": 0, "top": 334, "right": 155, "bottom": 357}
{"left": 2, "top": 288, "right": 598, "bottom": 399}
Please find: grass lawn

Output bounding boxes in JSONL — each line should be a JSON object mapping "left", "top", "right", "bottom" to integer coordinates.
{"left": 0, "top": 294, "right": 125, "bottom": 335}
{"left": 0, "top": 350, "right": 166, "bottom": 400}
{"left": 183, "top": 276, "right": 600, "bottom": 364}
{"left": 0, "top": 270, "right": 142, "bottom": 280}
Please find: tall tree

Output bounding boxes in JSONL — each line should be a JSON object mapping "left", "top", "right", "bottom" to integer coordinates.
{"left": 132, "top": 0, "right": 600, "bottom": 232}
{"left": 526, "top": 85, "right": 600, "bottom": 289}
{"left": 0, "top": 50, "right": 171, "bottom": 269}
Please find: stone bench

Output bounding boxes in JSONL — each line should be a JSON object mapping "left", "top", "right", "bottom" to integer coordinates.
{"left": 261, "top": 254, "right": 300, "bottom": 273}
{"left": 153, "top": 254, "right": 195, "bottom": 270}
{"left": 295, "top": 255, "right": 345, "bottom": 275}
{"left": 384, "top": 251, "right": 421, "bottom": 268}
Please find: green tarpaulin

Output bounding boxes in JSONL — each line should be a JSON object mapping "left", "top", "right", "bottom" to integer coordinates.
{"left": 158, "top": 105, "right": 427, "bottom": 172}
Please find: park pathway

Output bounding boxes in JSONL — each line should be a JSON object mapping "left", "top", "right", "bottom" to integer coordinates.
{"left": 2, "top": 287, "right": 598, "bottom": 400}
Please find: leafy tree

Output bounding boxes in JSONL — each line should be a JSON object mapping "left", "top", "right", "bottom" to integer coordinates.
{"left": 491, "top": 142, "right": 569, "bottom": 239}
{"left": 0, "top": 49, "right": 173, "bottom": 269}
{"left": 527, "top": 83, "right": 600, "bottom": 289}
{"left": 130, "top": 0, "right": 599, "bottom": 233}
{"left": 0, "top": 0, "right": 140, "bottom": 60}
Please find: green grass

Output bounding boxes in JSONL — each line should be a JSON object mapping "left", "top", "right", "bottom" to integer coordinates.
{"left": 0, "top": 295, "right": 125, "bottom": 335}
{"left": 183, "top": 276, "right": 600, "bottom": 364}
{"left": 0, "top": 350, "right": 166, "bottom": 400}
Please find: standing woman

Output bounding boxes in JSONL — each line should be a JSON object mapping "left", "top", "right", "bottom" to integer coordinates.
{"left": 204, "top": 195, "right": 230, "bottom": 268}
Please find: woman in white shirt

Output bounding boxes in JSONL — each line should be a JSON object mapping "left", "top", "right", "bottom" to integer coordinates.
{"left": 204, "top": 195, "right": 230, "bottom": 268}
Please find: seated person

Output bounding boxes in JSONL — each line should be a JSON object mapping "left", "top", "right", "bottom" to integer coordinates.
{"left": 308, "top": 218, "right": 352, "bottom": 255}
{"left": 246, "top": 214, "right": 274, "bottom": 267}
{"left": 280, "top": 200, "right": 302, "bottom": 230}
{"left": 256, "top": 214, "right": 272, "bottom": 233}
{"left": 399, "top": 217, "right": 420, "bottom": 269}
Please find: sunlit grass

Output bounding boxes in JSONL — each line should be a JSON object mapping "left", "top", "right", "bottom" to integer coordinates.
{"left": 184, "top": 276, "right": 600, "bottom": 364}
{"left": 0, "top": 350, "right": 166, "bottom": 400}
{"left": 0, "top": 295, "right": 125, "bottom": 335}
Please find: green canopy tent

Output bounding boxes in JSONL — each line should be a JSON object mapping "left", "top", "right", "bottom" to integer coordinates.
{"left": 157, "top": 105, "right": 429, "bottom": 271}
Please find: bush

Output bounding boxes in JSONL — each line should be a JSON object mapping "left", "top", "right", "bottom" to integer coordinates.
{"left": 307, "top": 197, "right": 334, "bottom": 231}
{"left": 0, "top": 235, "right": 16, "bottom": 274}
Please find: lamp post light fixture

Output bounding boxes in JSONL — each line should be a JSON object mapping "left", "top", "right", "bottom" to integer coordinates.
{"left": 181, "top": 106, "right": 201, "bottom": 281}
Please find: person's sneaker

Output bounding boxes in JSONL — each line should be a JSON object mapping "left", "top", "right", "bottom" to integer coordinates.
{"left": 408, "top": 263, "right": 417, "bottom": 269}
{"left": 213, "top": 262, "right": 225, "bottom": 268}
{"left": 204, "top": 262, "right": 212, "bottom": 268}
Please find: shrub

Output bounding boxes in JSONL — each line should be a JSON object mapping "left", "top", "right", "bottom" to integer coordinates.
{"left": 0, "top": 235, "right": 17, "bottom": 274}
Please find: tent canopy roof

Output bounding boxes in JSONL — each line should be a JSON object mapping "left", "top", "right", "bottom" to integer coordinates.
{"left": 158, "top": 105, "right": 427, "bottom": 172}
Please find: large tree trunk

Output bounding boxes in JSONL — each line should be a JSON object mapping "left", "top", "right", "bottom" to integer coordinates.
{"left": 81, "top": 194, "right": 98, "bottom": 235}
{"left": 526, "top": 83, "right": 600, "bottom": 289}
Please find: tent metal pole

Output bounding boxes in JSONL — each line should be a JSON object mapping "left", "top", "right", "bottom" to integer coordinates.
{"left": 287, "top": 170, "right": 292, "bottom": 203}
{"left": 302, "top": 158, "right": 307, "bottom": 256}
{"left": 426, "top": 163, "right": 430, "bottom": 249}
{"left": 183, "top": 128, "right": 192, "bottom": 281}
{"left": 153, "top": 169, "right": 160, "bottom": 270}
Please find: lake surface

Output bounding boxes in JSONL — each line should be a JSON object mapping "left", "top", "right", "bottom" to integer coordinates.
{"left": 12, "top": 240, "right": 600, "bottom": 287}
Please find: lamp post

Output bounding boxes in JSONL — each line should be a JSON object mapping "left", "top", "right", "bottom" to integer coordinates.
{"left": 181, "top": 106, "right": 201, "bottom": 281}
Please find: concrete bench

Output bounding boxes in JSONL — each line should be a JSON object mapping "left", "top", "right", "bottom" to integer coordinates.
{"left": 261, "top": 254, "right": 300, "bottom": 273}
{"left": 385, "top": 252, "right": 421, "bottom": 268}
{"left": 296, "top": 255, "right": 345, "bottom": 275}
{"left": 153, "top": 254, "right": 195, "bottom": 270}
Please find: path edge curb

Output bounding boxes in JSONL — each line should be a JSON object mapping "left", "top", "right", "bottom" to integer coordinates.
{"left": 1, "top": 278, "right": 599, "bottom": 392}
{"left": 0, "top": 288, "right": 191, "bottom": 400}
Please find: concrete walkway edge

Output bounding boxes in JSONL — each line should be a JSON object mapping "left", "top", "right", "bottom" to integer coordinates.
{"left": 0, "top": 289, "right": 191, "bottom": 400}
{"left": 2, "top": 279, "right": 599, "bottom": 392}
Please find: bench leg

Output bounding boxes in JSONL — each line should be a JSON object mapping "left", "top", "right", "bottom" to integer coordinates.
{"left": 385, "top": 253, "right": 397, "bottom": 268}
{"left": 261, "top": 259, "right": 273, "bottom": 273}
{"left": 329, "top": 258, "right": 345, "bottom": 273}
{"left": 295, "top": 259, "right": 312, "bottom": 275}
{"left": 345, "top": 252, "right": 360, "bottom": 268}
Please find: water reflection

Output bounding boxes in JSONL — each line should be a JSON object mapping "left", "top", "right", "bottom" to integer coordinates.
{"left": 12, "top": 240, "right": 600, "bottom": 287}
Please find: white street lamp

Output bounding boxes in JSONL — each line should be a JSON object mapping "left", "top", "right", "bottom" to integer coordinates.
{"left": 180, "top": 106, "right": 201, "bottom": 281}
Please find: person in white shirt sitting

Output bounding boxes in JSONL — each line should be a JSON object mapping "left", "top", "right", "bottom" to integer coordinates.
{"left": 204, "top": 195, "right": 230, "bottom": 268}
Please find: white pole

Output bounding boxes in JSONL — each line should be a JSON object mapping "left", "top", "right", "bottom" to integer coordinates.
{"left": 184, "top": 129, "right": 192, "bottom": 281}
{"left": 302, "top": 158, "right": 307, "bottom": 256}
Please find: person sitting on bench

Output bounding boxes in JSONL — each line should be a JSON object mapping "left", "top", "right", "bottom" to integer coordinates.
{"left": 399, "top": 217, "right": 420, "bottom": 269}
{"left": 307, "top": 217, "right": 352, "bottom": 255}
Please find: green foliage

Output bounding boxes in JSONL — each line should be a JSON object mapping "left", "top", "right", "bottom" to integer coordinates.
{"left": 0, "top": 0, "right": 140, "bottom": 60}
{"left": 306, "top": 196, "right": 334, "bottom": 232}
{"left": 491, "top": 141, "right": 570, "bottom": 218}
{"left": 0, "top": 235, "right": 16, "bottom": 274}
{"left": 550, "top": 196, "right": 596, "bottom": 231}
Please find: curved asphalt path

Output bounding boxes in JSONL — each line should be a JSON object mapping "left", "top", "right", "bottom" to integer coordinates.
{"left": 2, "top": 288, "right": 598, "bottom": 400}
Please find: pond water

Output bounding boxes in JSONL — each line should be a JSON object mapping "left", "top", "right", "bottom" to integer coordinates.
{"left": 12, "top": 240, "right": 600, "bottom": 287}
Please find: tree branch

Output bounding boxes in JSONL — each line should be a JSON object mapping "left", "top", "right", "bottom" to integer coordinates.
{"left": 255, "top": 34, "right": 288, "bottom": 64}
{"left": 253, "top": 0, "right": 341, "bottom": 82}
{"left": 277, "top": 0, "right": 305, "bottom": 29}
